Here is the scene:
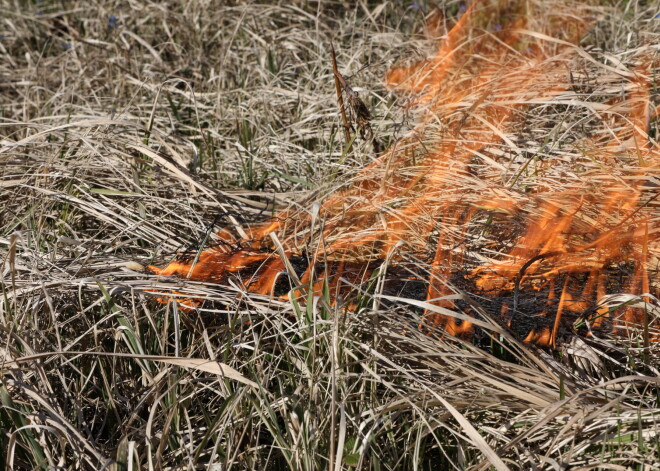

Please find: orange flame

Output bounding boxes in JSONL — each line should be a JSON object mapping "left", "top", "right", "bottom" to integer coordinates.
{"left": 151, "top": 0, "right": 659, "bottom": 346}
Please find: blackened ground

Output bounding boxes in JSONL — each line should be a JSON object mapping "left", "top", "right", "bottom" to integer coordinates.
{"left": 166, "top": 241, "right": 654, "bottom": 347}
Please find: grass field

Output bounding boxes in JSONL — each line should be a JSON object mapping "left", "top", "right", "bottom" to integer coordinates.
{"left": 1, "top": 0, "right": 659, "bottom": 469}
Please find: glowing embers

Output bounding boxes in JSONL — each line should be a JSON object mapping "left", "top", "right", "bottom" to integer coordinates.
{"left": 150, "top": 0, "right": 660, "bottom": 346}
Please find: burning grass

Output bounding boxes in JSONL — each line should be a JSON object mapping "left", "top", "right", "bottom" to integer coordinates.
{"left": 1, "top": 0, "right": 659, "bottom": 469}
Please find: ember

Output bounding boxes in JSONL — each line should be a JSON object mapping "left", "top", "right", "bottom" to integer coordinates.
{"left": 151, "top": 0, "right": 659, "bottom": 347}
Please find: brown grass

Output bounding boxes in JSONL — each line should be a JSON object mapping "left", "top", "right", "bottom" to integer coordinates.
{"left": 0, "top": 0, "right": 659, "bottom": 469}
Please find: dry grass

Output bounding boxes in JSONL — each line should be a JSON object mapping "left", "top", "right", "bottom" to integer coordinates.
{"left": 1, "top": 0, "right": 659, "bottom": 470}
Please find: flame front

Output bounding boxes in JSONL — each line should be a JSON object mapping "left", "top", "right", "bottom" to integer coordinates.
{"left": 151, "top": 0, "right": 660, "bottom": 346}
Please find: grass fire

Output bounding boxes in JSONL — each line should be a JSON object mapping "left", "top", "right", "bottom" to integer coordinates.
{"left": 152, "top": 0, "right": 659, "bottom": 349}
{"left": 1, "top": 0, "right": 659, "bottom": 469}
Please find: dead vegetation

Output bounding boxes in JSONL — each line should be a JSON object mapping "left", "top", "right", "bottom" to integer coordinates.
{"left": 0, "top": 0, "right": 659, "bottom": 470}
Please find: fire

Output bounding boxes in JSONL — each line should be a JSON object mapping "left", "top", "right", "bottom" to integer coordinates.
{"left": 150, "top": 0, "right": 660, "bottom": 347}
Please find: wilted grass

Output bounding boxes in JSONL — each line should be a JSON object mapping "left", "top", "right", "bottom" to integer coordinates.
{"left": 1, "top": 0, "right": 659, "bottom": 470}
